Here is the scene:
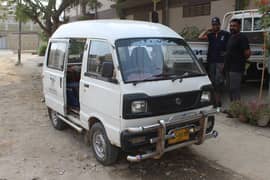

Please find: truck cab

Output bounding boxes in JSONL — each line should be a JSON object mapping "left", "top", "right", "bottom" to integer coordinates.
{"left": 43, "top": 20, "right": 217, "bottom": 165}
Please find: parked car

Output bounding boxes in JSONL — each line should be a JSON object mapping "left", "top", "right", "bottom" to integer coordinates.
{"left": 43, "top": 20, "right": 218, "bottom": 165}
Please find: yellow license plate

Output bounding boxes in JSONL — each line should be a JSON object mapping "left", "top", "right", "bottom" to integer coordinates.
{"left": 168, "top": 128, "right": 190, "bottom": 145}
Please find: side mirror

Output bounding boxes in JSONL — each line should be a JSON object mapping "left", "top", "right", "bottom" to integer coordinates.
{"left": 101, "top": 62, "right": 114, "bottom": 78}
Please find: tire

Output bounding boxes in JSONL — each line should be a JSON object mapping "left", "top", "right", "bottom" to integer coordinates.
{"left": 90, "top": 123, "right": 119, "bottom": 165}
{"left": 48, "top": 108, "right": 67, "bottom": 130}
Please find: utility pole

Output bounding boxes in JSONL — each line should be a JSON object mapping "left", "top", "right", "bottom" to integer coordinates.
{"left": 16, "top": 0, "right": 22, "bottom": 65}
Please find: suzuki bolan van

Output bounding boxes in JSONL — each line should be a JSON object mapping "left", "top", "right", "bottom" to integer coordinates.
{"left": 43, "top": 20, "right": 218, "bottom": 165}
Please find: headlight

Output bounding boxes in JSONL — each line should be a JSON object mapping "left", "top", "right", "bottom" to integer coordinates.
{"left": 200, "top": 91, "right": 211, "bottom": 103}
{"left": 131, "top": 100, "right": 148, "bottom": 113}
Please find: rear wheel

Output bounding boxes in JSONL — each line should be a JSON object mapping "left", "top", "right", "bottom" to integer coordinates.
{"left": 90, "top": 123, "right": 119, "bottom": 165}
{"left": 48, "top": 108, "right": 67, "bottom": 130}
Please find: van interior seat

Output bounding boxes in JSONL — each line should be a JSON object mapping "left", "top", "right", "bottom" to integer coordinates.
{"left": 130, "top": 47, "right": 152, "bottom": 73}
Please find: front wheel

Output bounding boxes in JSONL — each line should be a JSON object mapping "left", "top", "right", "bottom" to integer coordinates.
{"left": 90, "top": 123, "right": 119, "bottom": 165}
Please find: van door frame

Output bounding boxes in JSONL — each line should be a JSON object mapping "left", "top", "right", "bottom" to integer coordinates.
{"left": 44, "top": 38, "right": 69, "bottom": 116}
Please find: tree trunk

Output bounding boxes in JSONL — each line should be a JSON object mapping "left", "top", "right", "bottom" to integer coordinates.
{"left": 81, "top": 0, "right": 87, "bottom": 15}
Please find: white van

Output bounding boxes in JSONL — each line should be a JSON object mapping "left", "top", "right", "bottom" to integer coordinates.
{"left": 43, "top": 20, "right": 218, "bottom": 165}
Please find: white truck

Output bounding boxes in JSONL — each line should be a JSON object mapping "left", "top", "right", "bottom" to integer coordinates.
{"left": 188, "top": 9, "right": 267, "bottom": 82}
{"left": 43, "top": 20, "right": 218, "bottom": 165}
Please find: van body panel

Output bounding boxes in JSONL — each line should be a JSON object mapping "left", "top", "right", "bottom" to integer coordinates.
{"left": 80, "top": 78, "right": 122, "bottom": 146}
{"left": 51, "top": 20, "right": 181, "bottom": 45}
{"left": 80, "top": 39, "right": 122, "bottom": 146}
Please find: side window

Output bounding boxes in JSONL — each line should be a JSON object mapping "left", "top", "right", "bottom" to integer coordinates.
{"left": 87, "top": 40, "right": 114, "bottom": 79}
{"left": 254, "top": 18, "right": 262, "bottom": 31}
{"left": 243, "top": 18, "right": 252, "bottom": 32}
{"left": 47, "top": 42, "right": 67, "bottom": 70}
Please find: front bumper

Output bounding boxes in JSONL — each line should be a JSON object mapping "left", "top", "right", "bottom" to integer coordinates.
{"left": 121, "top": 109, "right": 218, "bottom": 162}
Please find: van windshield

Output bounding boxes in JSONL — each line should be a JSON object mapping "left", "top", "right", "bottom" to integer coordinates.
{"left": 116, "top": 38, "right": 205, "bottom": 83}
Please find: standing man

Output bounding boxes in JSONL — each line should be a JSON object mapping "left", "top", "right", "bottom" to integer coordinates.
{"left": 225, "top": 19, "right": 251, "bottom": 101}
{"left": 199, "top": 17, "right": 230, "bottom": 111}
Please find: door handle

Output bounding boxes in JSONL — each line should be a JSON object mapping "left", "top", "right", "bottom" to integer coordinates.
{"left": 84, "top": 84, "right": 89, "bottom": 88}
{"left": 60, "top": 77, "right": 62, "bottom": 88}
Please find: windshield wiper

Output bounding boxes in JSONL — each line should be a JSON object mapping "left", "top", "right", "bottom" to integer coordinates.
{"left": 171, "top": 72, "right": 205, "bottom": 82}
{"left": 131, "top": 72, "right": 173, "bottom": 85}
{"left": 171, "top": 72, "right": 189, "bottom": 82}
{"left": 131, "top": 72, "right": 205, "bottom": 85}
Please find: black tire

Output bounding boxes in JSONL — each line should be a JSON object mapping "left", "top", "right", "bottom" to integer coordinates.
{"left": 90, "top": 123, "right": 119, "bottom": 165}
{"left": 48, "top": 108, "right": 67, "bottom": 130}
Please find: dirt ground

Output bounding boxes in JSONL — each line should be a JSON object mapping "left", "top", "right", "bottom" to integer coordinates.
{"left": 0, "top": 52, "right": 249, "bottom": 180}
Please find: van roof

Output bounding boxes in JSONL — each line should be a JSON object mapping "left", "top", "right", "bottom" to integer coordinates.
{"left": 51, "top": 20, "right": 182, "bottom": 44}
{"left": 231, "top": 12, "right": 262, "bottom": 19}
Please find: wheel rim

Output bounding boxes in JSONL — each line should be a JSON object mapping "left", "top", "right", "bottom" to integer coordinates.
{"left": 51, "top": 110, "right": 58, "bottom": 126}
{"left": 93, "top": 130, "right": 106, "bottom": 159}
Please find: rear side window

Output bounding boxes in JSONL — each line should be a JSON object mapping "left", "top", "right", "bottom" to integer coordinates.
{"left": 87, "top": 40, "right": 113, "bottom": 76}
{"left": 254, "top": 18, "right": 262, "bottom": 31}
{"left": 47, "top": 42, "right": 67, "bottom": 70}
{"left": 243, "top": 18, "right": 252, "bottom": 32}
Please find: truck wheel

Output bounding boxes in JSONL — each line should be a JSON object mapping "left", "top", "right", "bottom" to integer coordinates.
{"left": 48, "top": 108, "right": 67, "bottom": 130}
{"left": 90, "top": 123, "right": 119, "bottom": 165}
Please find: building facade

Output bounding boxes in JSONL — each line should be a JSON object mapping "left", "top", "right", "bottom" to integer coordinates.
{"left": 118, "top": 0, "right": 258, "bottom": 33}
{"left": 65, "top": 0, "right": 118, "bottom": 21}
{"left": 0, "top": 13, "right": 41, "bottom": 51}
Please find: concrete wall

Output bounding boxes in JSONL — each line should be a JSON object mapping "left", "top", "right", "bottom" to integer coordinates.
{"left": 169, "top": 0, "right": 235, "bottom": 33}
{"left": 125, "top": 0, "right": 259, "bottom": 33}
{"left": 7, "top": 33, "right": 40, "bottom": 51}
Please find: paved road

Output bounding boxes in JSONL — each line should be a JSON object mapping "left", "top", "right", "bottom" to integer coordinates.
{"left": 0, "top": 53, "right": 251, "bottom": 180}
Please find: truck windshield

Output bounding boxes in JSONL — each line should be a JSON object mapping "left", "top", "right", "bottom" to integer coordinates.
{"left": 116, "top": 38, "right": 205, "bottom": 83}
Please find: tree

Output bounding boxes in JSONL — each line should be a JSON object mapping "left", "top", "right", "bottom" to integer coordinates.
{"left": 88, "top": 0, "right": 102, "bottom": 19}
{"left": 257, "top": 0, "right": 270, "bottom": 99}
{"left": 115, "top": 0, "right": 126, "bottom": 19}
{"left": 0, "top": 0, "right": 81, "bottom": 38}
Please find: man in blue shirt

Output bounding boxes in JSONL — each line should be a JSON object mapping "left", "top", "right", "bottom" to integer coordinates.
{"left": 199, "top": 17, "right": 230, "bottom": 111}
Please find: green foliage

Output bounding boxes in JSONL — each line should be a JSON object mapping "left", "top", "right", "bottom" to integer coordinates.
{"left": 38, "top": 43, "right": 47, "bottom": 56}
{"left": 77, "top": 15, "right": 91, "bottom": 21}
{"left": 39, "top": 32, "right": 49, "bottom": 42}
{"left": 88, "top": 0, "right": 102, "bottom": 10}
{"left": 1, "top": 0, "right": 81, "bottom": 38}
{"left": 257, "top": 0, "right": 270, "bottom": 56}
{"left": 180, "top": 26, "right": 203, "bottom": 41}
{"left": 115, "top": 0, "right": 126, "bottom": 19}
{"left": 228, "top": 101, "right": 245, "bottom": 118}
{"left": 15, "top": 2, "right": 29, "bottom": 23}
{"left": 69, "top": 40, "right": 85, "bottom": 55}
{"left": 228, "top": 101, "right": 270, "bottom": 126}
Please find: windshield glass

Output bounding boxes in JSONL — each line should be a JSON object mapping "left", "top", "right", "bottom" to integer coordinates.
{"left": 116, "top": 38, "right": 205, "bottom": 83}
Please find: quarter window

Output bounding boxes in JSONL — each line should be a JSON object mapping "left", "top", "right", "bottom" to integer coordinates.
{"left": 243, "top": 18, "right": 252, "bottom": 31}
{"left": 254, "top": 18, "right": 262, "bottom": 31}
{"left": 47, "top": 42, "right": 67, "bottom": 70}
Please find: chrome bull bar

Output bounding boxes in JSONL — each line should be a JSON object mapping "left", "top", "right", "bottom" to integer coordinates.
{"left": 126, "top": 109, "right": 218, "bottom": 162}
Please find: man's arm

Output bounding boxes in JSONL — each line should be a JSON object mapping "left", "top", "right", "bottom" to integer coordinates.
{"left": 240, "top": 35, "right": 251, "bottom": 59}
{"left": 244, "top": 49, "right": 251, "bottom": 59}
{"left": 198, "top": 29, "right": 211, "bottom": 40}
